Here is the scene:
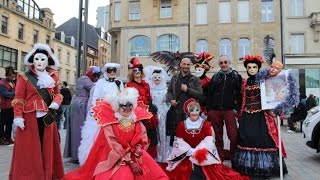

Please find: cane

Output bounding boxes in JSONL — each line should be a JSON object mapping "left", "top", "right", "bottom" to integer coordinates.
{"left": 277, "top": 115, "right": 283, "bottom": 180}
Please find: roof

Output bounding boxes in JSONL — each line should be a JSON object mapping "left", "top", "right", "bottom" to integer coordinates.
{"left": 56, "top": 17, "right": 100, "bottom": 49}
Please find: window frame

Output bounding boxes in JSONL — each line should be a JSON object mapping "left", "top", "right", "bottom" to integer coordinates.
{"left": 33, "top": 29, "right": 38, "bottom": 44}
{"left": 289, "top": 0, "right": 304, "bottom": 16}
{"left": 238, "top": 0, "right": 250, "bottom": 23}
{"left": 238, "top": 38, "right": 251, "bottom": 61}
{"left": 219, "top": 38, "right": 232, "bottom": 58}
{"left": 219, "top": 1, "right": 231, "bottom": 23}
{"left": 0, "top": 45, "right": 18, "bottom": 69}
{"left": 129, "top": 1, "right": 140, "bottom": 20}
{"left": 290, "top": 33, "right": 305, "bottom": 54}
{"left": 196, "top": 39, "right": 208, "bottom": 54}
{"left": 196, "top": 3, "right": 208, "bottom": 25}
{"left": 114, "top": 2, "right": 121, "bottom": 21}
{"left": 128, "top": 35, "right": 151, "bottom": 57}
{"left": 261, "top": 0, "right": 274, "bottom": 22}
{"left": 157, "top": 34, "right": 180, "bottom": 52}
{"left": 1, "top": 16, "right": 8, "bottom": 34}
{"left": 160, "top": 0, "right": 172, "bottom": 18}
{"left": 18, "top": 23, "right": 24, "bottom": 40}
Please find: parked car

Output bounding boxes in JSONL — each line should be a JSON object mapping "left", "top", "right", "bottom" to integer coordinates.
{"left": 303, "top": 105, "right": 320, "bottom": 152}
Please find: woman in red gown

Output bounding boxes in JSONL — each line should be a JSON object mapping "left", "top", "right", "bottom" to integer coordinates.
{"left": 166, "top": 99, "right": 249, "bottom": 180}
{"left": 64, "top": 88, "right": 168, "bottom": 180}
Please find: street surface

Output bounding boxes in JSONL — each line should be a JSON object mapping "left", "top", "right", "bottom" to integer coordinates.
{"left": 1, "top": 120, "right": 320, "bottom": 180}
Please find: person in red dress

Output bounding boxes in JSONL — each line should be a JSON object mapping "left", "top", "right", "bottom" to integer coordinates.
{"left": 9, "top": 44, "right": 64, "bottom": 180}
{"left": 166, "top": 99, "right": 249, "bottom": 180}
{"left": 126, "top": 57, "right": 159, "bottom": 158}
{"left": 64, "top": 87, "right": 168, "bottom": 180}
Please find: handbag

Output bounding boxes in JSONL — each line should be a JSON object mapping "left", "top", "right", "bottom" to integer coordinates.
{"left": 25, "top": 71, "right": 57, "bottom": 127}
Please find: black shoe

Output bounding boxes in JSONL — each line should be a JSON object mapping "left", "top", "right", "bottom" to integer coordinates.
{"left": 0, "top": 137, "right": 10, "bottom": 145}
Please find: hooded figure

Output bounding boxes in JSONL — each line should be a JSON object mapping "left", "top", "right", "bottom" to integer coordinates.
{"left": 64, "top": 66, "right": 101, "bottom": 162}
{"left": 10, "top": 43, "right": 64, "bottom": 180}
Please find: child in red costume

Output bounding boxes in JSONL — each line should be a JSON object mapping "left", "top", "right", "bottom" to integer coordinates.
{"left": 10, "top": 44, "right": 64, "bottom": 180}
{"left": 63, "top": 88, "right": 168, "bottom": 180}
{"left": 166, "top": 99, "right": 249, "bottom": 180}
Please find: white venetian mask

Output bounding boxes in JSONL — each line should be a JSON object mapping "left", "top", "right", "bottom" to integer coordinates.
{"left": 153, "top": 73, "right": 162, "bottom": 85}
{"left": 33, "top": 53, "right": 48, "bottom": 71}
{"left": 194, "top": 67, "right": 205, "bottom": 78}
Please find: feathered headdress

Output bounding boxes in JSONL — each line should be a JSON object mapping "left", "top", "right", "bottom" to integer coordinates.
{"left": 194, "top": 52, "right": 213, "bottom": 71}
{"left": 149, "top": 51, "right": 196, "bottom": 75}
{"left": 243, "top": 55, "right": 264, "bottom": 69}
{"left": 104, "top": 87, "right": 139, "bottom": 112}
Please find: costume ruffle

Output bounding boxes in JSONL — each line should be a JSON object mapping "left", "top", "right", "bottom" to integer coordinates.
{"left": 232, "top": 147, "right": 288, "bottom": 177}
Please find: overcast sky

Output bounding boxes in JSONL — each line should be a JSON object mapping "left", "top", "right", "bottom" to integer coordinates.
{"left": 36, "top": 0, "right": 109, "bottom": 27}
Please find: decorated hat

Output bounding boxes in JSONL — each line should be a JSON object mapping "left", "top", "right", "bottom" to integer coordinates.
{"left": 24, "top": 43, "right": 59, "bottom": 69}
{"left": 194, "top": 52, "right": 213, "bottom": 71}
{"left": 183, "top": 98, "right": 201, "bottom": 114}
{"left": 243, "top": 55, "right": 264, "bottom": 69}
{"left": 101, "top": 63, "right": 121, "bottom": 73}
{"left": 128, "top": 57, "right": 143, "bottom": 70}
{"left": 85, "top": 66, "right": 101, "bottom": 81}
{"left": 104, "top": 87, "right": 139, "bottom": 112}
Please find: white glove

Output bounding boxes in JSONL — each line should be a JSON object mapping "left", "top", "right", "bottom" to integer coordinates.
{"left": 14, "top": 118, "right": 25, "bottom": 130}
{"left": 186, "top": 148, "right": 195, "bottom": 156}
{"left": 48, "top": 102, "right": 59, "bottom": 110}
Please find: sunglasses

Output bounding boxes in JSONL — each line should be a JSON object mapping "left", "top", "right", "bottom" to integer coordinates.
{"left": 219, "top": 61, "right": 229, "bottom": 65}
{"left": 106, "top": 68, "right": 117, "bottom": 74}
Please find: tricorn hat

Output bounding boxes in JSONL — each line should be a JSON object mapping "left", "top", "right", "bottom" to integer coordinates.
{"left": 24, "top": 43, "right": 59, "bottom": 69}
{"left": 194, "top": 52, "right": 213, "bottom": 71}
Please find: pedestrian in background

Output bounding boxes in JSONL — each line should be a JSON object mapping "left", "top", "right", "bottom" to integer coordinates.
{"left": 206, "top": 55, "right": 242, "bottom": 162}
{"left": 306, "top": 94, "right": 317, "bottom": 110}
{"left": 0, "top": 66, "right": 16, "bottom": 145}
{"left": 60, "top": 81, "right": 71, "bottom": 129}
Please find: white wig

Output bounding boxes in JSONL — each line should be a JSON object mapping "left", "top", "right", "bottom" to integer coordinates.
{"left": 144, "top": 65, "right": 169, "bottom": 90}
{"left": 104, "top": 87, "right": 139, "bottom": 112}
{"left": 24, "top": 43, "right": 59, "bottom": 69}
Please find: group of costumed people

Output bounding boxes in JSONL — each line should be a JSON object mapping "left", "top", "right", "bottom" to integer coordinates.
{"left": 8, "top": 43, "right": 299, "bottom": 180}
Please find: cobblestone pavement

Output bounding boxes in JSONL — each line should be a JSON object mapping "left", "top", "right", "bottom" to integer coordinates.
{"left": 1, "top": 122, "right": 320, "bottom": 180}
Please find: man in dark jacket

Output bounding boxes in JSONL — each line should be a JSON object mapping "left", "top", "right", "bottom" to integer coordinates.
{"left": 206, "top": 55, "right": 242, "bottom": 161}
{"left": 60, "top": 81, "right": 72, "bottom": 129}
{"left": 167, "top": 58, "right": 203, "bottom": 123}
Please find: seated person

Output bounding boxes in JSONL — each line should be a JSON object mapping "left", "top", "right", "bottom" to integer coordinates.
{"left": 166, "top": 99, "right": 249, "bottom": 180}
{"left": 64, "top": 88, "right": 168, "bottom": 180}
{"left": 287, "top": 102, "right": 307, "bottom": 133}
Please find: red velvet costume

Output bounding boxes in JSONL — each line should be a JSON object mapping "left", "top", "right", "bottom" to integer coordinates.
{"left": 166, "top": 119, "right": 249, "bottom": 180}
{"left": 9, "top": 67, "right": 64, "bottom": 180}
{"left": 63, "top": 99, "right": 168, "bottom": 180}
{"left": 200, "top": 76, "right": 211, "bottom": 89}
{"left": 127, "top": 80, "right": 158, "bottom": 157}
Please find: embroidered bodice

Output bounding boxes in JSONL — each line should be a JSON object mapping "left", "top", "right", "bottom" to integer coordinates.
{"left": 244, "top": 80, "right": 262, "bottom": 113}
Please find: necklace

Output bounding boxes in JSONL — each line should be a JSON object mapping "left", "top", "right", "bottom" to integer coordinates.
{"left": 118, "top": 118, "right": 134, "bottom": 132}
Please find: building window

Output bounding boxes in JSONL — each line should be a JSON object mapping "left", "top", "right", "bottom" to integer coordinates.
{"left": 196, "top": 39, "right": 208, "bottom": 53}
{"left": 20, "top": 51, "right": 27, "bottom": 71}
{"left": 46, "top": 35, "right": 50, "bottom": 44}
{"left": 129, "top": 1, "right": 140, "bottom": 20}
{"left": 196, "top": 3, "right": 207, "bottom": 25}
{"left": 160, "top": 0, "right": 172, "bottom": 18}
{"left": 219, "top": 1, "right": 231, "bottom": 23}
{"left": 2, "top": 0, "right": 9, "bottom": 7}
{"left": 66, "top": 51, "right": 70, "bottom": 64}
{"left": 157, "top": 34, "right": 180, "bottom": 52}
{"left": 58, "top": 48, "right": 62, "bottom": 60}
{"left": 33, "top": 30, "right": 38, "bottom": 44}
{"left": 18, "top": 23, "right": 24, "bottom": 40}
{"left": 0, "top": 45, "right": 18, "bottom": 69}
{"left": 290, "top": 0, "right": 303, "bottom": 16}
{"left": 238, "top": 0, "right": 249, "bottom": 22}
{"left": 128, "top": 35, "right": 151, "bottom": 57}
{"left": 1, "top": 16, "right": 8, "bottom": 34}
{"left": 114, "top": 2, "right": 121, "bottom": 21}
{"left": 238, "top": 38, "right": 251, "bottom": 61}
{"left": 261, "top": 0, "right": 274, "bottom": 22}
{"left": 17, "top": 0, "right": 41, "bottom": 20}
{"left": 219, "top": 38, "right": 232, "bottom": 58}
{"left": 290, "top": 34, "right": 304, "bottom": 53}
{"left": 66, "top": 70, "right": 70, "bottom": 83}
